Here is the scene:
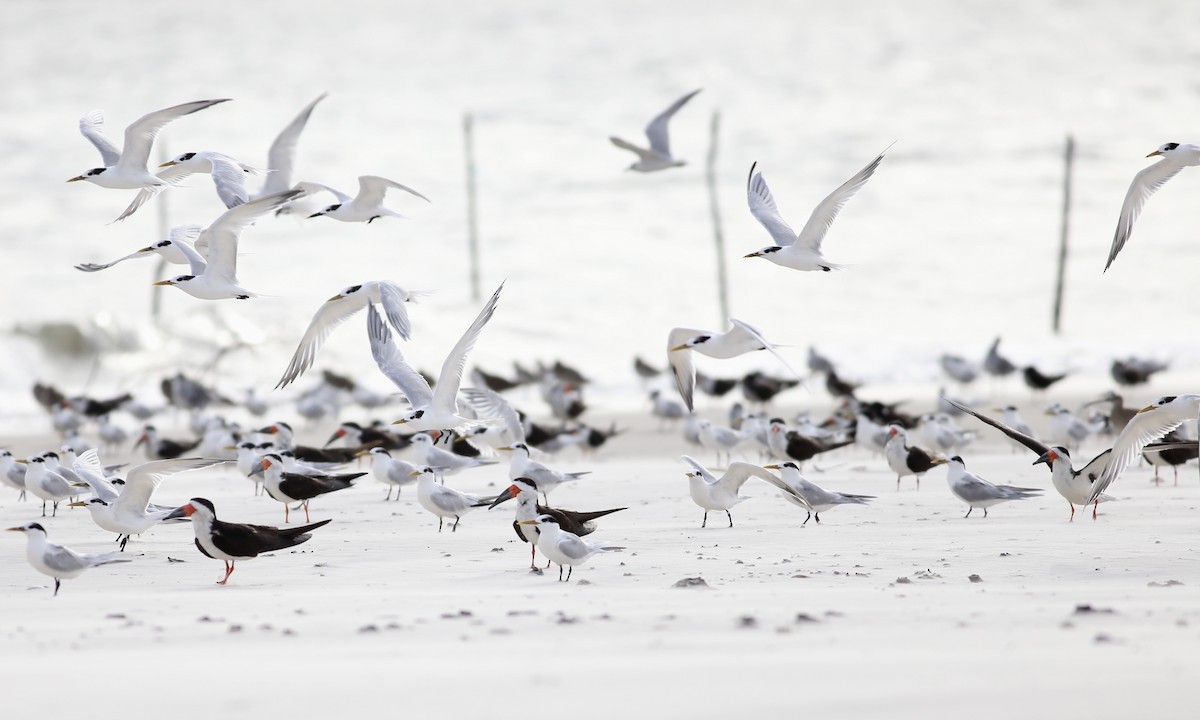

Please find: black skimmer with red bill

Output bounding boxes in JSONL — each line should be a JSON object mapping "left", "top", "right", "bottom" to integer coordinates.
{"left": 766, "top": 418, "right": 853, "bottom": 467}
{"left": 258, "top": 422, "right": 366, "bottom": 465}
{"left": 325, "top": 421, "right": 410, "bottom": 451}
{"left": 488, "top": 477, "right": 626, "bottom": 568}
{"left": 164, "top": 498, "right": 332, "bottom": 585}
{"left": 259, "top": 454, "right": 363, "bottom": 523}
{"left": 1143, "top": 430, "right": 1199, "bottom": 485}
{"left": 883, "top": 426, "right": 947, "bottom": 490}
{"left": 134, "top": 425, "right": 200, "bottom": 460}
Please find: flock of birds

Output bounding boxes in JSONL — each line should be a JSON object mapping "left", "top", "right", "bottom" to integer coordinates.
{"left": 4, "top": 89, "right": 1199, "bottom": 595}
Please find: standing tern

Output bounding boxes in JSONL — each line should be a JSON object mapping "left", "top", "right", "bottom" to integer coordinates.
{"left": 518, "top": 515, "right": 623, "bottom": 582}
{"left": 681, "top": 455, "right": 811, "bottom": 528}
{"left": 376, "top": 283, "right": 505, "bottom": 432}
{"left": 409, "top": 433, "right": 497, "bottom": 480}
{"left": 945, "top": 456, "right": 1041, "bottom": 518}
{"left": 275, "top": 280, "right": 423, "bottom": 389}
{"left": 114, "top": 151, "right": 258, "bottom": 222}
{"left": 361, "top": 447, "right": 425, "bottom": 501}
{"left": 498, "top": 443, "right": 589, "bottom": 501}
{"left": 743, "top": 149, "right": 887, "bottom": 272}
{"left": 75, "top": 225, "right": 201, "bottom": 273}
{"left": 24, "top": 456, "right": 86, "bottom": 516}
{"left": 410, "top": 467, "right": 495, "bottom": 532}
{"left": 608, "top": 88, "right": 701, "bottom": 172}
{"left": 488, "top": 477, "right": 625, "bottom": 569}
{"left": 7, "top": 523, "right": 130, "bottom": 596}
{"left": 69, "top": 458, "right": 222, "bottom": 550}
{"left": 67, "top": 99, "right": 230, "bottom": 189}
{"left": 1105, "top": 143, "right": 1200, "bottom": 271}
{"left": 763, "top": 462, "right": 873, "bottom": 524}
{"left": 152, "top": 190, "right": 302, "bottom": 300}
{"left": 667, "top": 319, "right": 800, "bottom": 412}
{"left": 0, "top": 450, "right": 27, "bottom": 500}
{"left": 303, "top": 175, "right": 430, "bottom": 223}
{"left": 164, "top": 498, "right": 332, "bottom": 585}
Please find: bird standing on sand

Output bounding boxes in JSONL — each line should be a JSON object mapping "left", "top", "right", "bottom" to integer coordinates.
{"left": 7, "top": 522, "right": 130, "bottom": 596}
{"left": 518, "top": 515, "right": 623, "bottom": 582}
{"left": 884, "top": 426, "right": 947, "bottom": 490}
{"left": 945, "top": 456, "right": 1041, "bottom": 518}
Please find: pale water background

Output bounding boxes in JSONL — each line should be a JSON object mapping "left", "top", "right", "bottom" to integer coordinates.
{"left": 2, "top": 0, "right": 1200, "bottom": 431}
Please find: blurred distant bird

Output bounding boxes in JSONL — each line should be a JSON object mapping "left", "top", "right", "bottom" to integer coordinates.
{"left": 824, "top": 369, "right": 860, "bottom": 399}
{"left": 162, "top": 372, "right": 228, "bottom": 412}
{"left": 1083, "top": 391, "right": 1137, "bottom": 434}
{"left": 1110, "top": 357, "right": 1168, "bottom": 386}
{"left": 1104, "top": 142, "right": 1200, "bottom": 271}
{"left": 807, "top": 347, "right": 835, "bottom": 375}
{"left": 695, "top": 372, "right": 738, "bottom": 399}
{"left": 634, "top": 357, "right": 663, "bottom": 380}
{"left": 741, "top": 371, "right": 802, "bottom": 405}
{"left": 609, "top": 88, "right": 701, "bottom": 172}
{"left": 939, "top": 354, "right": 978, "bottom": 384}
{"left": 302, "top": 175, "right": 429, "bottom": 223}
{"left": 134, "top": 426, "right": 200, "bottom": 461}
{"left": 649, "top": 389, "right": 687, "bottom": 428}
{"left": 982, "top": 337, "right": 1017, "bottom": 377}
{"left": 1022, "top": 366, "right": 1068, "bottom": 392}
{"left": 743, "top": 149, "right": 887, "bottom": 272}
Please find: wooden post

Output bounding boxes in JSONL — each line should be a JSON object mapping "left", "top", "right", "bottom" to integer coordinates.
{"left": 706, "top": 110, "right": 730, "bottom": 322}
{"left": 151, "top": 142, "right": 169, "bottom": 320}
{"left": 464, "top": 113, "right": 481, "bottom": 304}
{"left": 1051, "top": 135, "right": 1074, "bottom": 334}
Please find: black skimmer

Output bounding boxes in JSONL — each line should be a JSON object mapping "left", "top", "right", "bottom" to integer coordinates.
{"left": 65, "top": 392, "right": 133, "bottom": 418}
{"left": 258, "top": 422, "right": 365, "bottom": 465}
{"left": 259, "top": 454, "right": 362, "bottom": 523}
{"left": 7, "top": 522, "right": 130, "bottom": 596}
{"left": 883, "top": 426, "right": 948, "bottom": 490}
{"left": 763, "top": 462, "right": 874, "bottom": 524}
{"left": 488, "top": 478, "right": 626, "bottom": 568}
{"left": 1110, "top": 358, "right": 1168, "bottom": 386}
{"left": 766, "top": 418, "right": 854, "bottom": 466}
{"left": 741, "top": 370, "right": 801, "bottom": 404}
{"left": 324, "top": 421, "right": 410, "bottom": 451}
{"left": 134, "top": 426, "right": 200, "bottom": 460}
{"left": 824, "top": 369, "right": 859, "bottom": 399}
{"left": 1022, "top": 366, "right": 1068, "bottom": 392}
{"left": 1143, "top": 430, "right": 1199, "bottom": 485}
{"left": 694, "top": 371, "right": 738, "bottom": 399}
{"left": 164, "top": 498, "right": 332, "bottom": 585}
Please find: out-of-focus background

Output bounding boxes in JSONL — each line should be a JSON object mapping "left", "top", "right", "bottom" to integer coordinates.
{"left": 4, "top": 0, "right": 1198, "bottom": 430}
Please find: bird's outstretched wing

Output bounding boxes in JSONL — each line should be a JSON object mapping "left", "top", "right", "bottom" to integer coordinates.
{"left": 792, "top": 149, "right": 887, "bottom": 253}
{"left": 644, "top": 88, "right": 701, "bottom": 156}
{"left": 1105, "top": 158, "right": 1185, "bottom": 271}
{"left": 367, "top": 302, "right": 434, "bottom": 408}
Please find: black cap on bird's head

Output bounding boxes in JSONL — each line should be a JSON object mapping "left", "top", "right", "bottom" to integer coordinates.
{"left": 308, "top": 204, "right": 341, "bottom": 218}
{"left": 6, "top": 522, "right": 47, "bottom": 533}
{"left": 67, "top": 168, "right": 107, "bottom": 182}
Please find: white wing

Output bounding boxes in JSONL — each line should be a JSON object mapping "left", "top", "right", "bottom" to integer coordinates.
{"left": 115, "top": 99, "right": 231, "bottom": 173}
{"left": 172, "top": 236, "right": 209, "bottom": 276}
{"left": 275, "top": 288, "right": 370, "bottom": 389}
{"left": 202, "top": 190, "right": 299, "bottom": 283}
{"left": 209, "top": 155, "right": 249, "bottom": 209}
{"left": 378, "top": 282, "right": 414, "bottom": 341}
{"left": 644, "top": 88, "right": 701, "bottom": 157}
{"left": 720, "top": 462, "right": 802, "bottom": 501}
{"left": 367, "top": 302, "right": 434, "bottom": 408}
{"left": 116, "top": 458, "right": 222, "bottom": 515}
{"left": 71, "top": 449, "right": 119, "bottom": 503}
{"left": 113, "top": 165, "right": 195, "bottom": 222}
{"left": 295, "top": 180, "right": 351, "bottom": 204}
{"left": 461, "top": 387, "right": 525, "bottom": 444}
{"left": 746, "top": 163, "right": 799, "bottom": 246}
{"left": 261, "top": 93, "right": 328, "bottom": 195}
{"left": 680, "top": 454, "right": 717, "bottom": 484}
{"left": 792, "top": 150, "right": 886, "bottom": 253}
{"left": 75, "top": 247, "right": 151, "bottom": 273}
{"left": 1105, "top": 158, "right": 1186, "bottom": 271}
{"left": 667, "top": 327, "right": 704, "bottom": 412}
{"left": 1092, "top": 401, "right": 1194, "bottom": 501}
{"left": 170, "top": 224, "right": 203, "bottom": 244}
{"left": 78, "top": 110, "right": 121, "bottom": 166}
{"left": 609, "top": 136, "right": 657, "bottom": 161}
{"left": 554, "top": 534, "right": 596, "bottom": 561}
{"left": 430, "top": 283, "right": 504, "bottom": 412}
{"left": 727, "top": 319, "right": 805, "bottom": 382}
{"left": 354, "top": 175, "right": 430, "bottom": 209}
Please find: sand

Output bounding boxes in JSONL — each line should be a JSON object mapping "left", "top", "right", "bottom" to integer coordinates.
{"left": 0, "top": 402, "right": 1197, "bottom": 719}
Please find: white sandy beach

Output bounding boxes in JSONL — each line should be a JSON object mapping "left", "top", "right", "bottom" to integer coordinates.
{"left": 1, "top": 401, "right": 1197, "bottom": 719}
